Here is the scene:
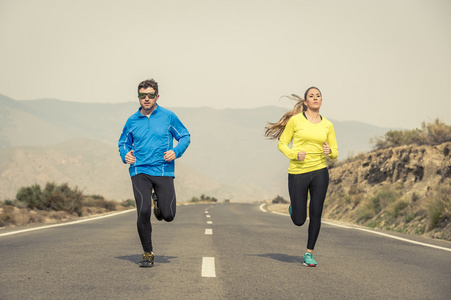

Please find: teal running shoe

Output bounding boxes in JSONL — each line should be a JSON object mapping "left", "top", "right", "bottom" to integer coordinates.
{"left": 303, "top": 252, "right": 317, "bottom": 267}
{"left": 289, "top": 205, "right": 292, "bottom": 215}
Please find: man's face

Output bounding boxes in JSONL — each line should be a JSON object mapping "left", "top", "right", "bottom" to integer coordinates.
{"left": 138, "top": 87, "right": 159, "bottom": 112}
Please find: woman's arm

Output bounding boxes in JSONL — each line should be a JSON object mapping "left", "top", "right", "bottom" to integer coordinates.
{"left": 277, "top": 117, "right": 298, "bottom": 160}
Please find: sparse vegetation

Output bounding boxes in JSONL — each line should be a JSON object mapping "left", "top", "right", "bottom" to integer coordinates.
{"left": 325, "top": 163, "right": 450, "bottom": 240}
{"left": 425, "top": 184, "right": 450, "bottom": 232}
{"left": 272, "top": 195, "right": 289, "bottom": 204}
{"left": 372, "top": 118, "right": 451, "bottom": 150}
{"left": 189, "top": 194, "right": 218, "bottom": 203}
{"left": 0, "top": 182, "right": 134, "bottom": 228}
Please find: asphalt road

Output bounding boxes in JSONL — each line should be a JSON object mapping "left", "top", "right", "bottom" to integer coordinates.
{"left": 1, "top": 203, "right": 450, "bottom": 299}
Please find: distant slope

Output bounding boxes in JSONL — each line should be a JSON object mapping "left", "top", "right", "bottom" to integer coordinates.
{"left": 0, "top": 94, "right": 393, "bottom": 202}
{"left": 0, "top": 138, "right": 229, "bottom": 202}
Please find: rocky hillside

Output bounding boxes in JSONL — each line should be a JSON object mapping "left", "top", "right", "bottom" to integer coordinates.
{"left": 325, "top": 142, "right": 451, "bottom": 241}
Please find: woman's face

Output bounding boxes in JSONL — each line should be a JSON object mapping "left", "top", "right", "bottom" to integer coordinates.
{"left": 304, "top": 88, "right": 322, "bottom": 111}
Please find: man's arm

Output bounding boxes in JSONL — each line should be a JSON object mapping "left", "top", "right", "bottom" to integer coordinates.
{"left": 169, "top": 115, "right": 190, "bottom": 159}
{"left": 118, "top": 123, "right": 134, "bottom": 163}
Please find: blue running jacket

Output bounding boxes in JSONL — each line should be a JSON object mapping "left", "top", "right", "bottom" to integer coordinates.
{"left": 118, "top": 105, "right": 190, "bottom": 177}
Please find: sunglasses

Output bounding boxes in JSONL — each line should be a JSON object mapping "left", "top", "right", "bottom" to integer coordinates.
{"left": 138, "top": 93, "right": 157, "bottom": 99}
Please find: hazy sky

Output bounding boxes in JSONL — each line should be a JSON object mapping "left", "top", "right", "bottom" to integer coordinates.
{"left": 1, "top": 0, "right": 450, "bottom": 128}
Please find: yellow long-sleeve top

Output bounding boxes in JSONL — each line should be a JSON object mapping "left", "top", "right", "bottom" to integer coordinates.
{"left": 278, "top": 113, "right": 338, "bottom": 174}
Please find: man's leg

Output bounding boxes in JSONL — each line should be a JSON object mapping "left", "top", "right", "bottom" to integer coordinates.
{"left": 151, "top": 176, "right": 176, "bottom": 222}
{"left": 131, "top": 174, "right": 153, "bottom": 253}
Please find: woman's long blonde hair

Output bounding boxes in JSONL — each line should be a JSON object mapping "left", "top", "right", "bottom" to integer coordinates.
{"left": 264, "top": 87, "right": 321, "bottom": 140}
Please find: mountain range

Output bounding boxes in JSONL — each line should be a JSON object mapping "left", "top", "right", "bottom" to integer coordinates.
{"left": 0, "top": 94, "right": 392, "bottom": 202}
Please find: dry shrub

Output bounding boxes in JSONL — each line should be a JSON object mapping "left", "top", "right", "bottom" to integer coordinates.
{"left": 47, "top": 211, "right": 70, "bottom": 221}
{"left": 82, "top": 206, "right": 107, "bottom": 216}
{"left": 28, "top": 210, "right": 46, "bottom": 223}
{"left": 12, "top": 209, "right": 30, "bottom": 226}
{"left": 0, "top": 205, "right": 15, "bottom": 226}
{"left": 82, "top": 195, "right": 117, "bottom": 211}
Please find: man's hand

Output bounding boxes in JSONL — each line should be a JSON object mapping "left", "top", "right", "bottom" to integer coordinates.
{"left": 164, "top": 150, "right": 176, "bottom": 162}
{"left": 125, "top": 150, "right": 136, "bottom": 164}
{"left": 323, "top": 142, "right": 331, "bottom": 155}
{"left": 297, "top": 151, "right": 307, "bottom": 161}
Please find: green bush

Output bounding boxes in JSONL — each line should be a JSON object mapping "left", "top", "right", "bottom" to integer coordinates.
{"left": 375, "top": 186, "right": 401, "bottom": 209}
{"left": 356, "top": 200, "right": 377, "bottom": 222}
{"left": 355, "top": 185, "right": 402, "bottom": 222}
{"left": 16, "top": 184, "right": 45, "bottom": 210}
{"left": 386, "top": 199, "right": 409, "bottom": 218}
{"left": 16, "top": 182, "right": 83, "bottom": 216}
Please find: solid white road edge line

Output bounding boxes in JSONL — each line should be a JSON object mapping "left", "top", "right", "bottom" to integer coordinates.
{"left": 259, "top": 204, "right": 451, "bottom": 252}
{"left": 202, "top": 257, "right": 216, "bottom": 277}
{"left": 0, "top": 209, "right": 135, "bottom": 237}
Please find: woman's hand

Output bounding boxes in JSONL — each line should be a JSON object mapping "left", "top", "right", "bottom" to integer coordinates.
{"left": 125, "top": 150, "right": 136, "bottom": 164}
{"left": 323, "top": 142, "right": 331, "bottom": 155}
{"left": 297, "top": 151, "right": 307, "bottom": 161}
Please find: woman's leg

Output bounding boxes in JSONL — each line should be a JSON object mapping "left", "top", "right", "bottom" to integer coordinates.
{"left": 288, "top": 173, "right": 310, "bottom": 226}
{"left": 306, "top": 168, "right": 329, "bottom": 251}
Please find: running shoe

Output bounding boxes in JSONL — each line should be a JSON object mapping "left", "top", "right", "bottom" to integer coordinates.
{"left": 139, "top": 252, "right": 154, "bottom": 267}
{"left": 303, "top": 252, "right": 317, "bottom": 267}
{"left": 289, "top": 205, "right": 292, "bottom": 215}
{"left": 152, "top": 192, "right": 163, "bottom": 221}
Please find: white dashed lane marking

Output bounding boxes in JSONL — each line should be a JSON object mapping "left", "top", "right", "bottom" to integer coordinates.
{"left": 202, "top": 257, "right": 216, "bottom": 277}
{"left": 203, "top": 207, "right": 215, "bottom": 278}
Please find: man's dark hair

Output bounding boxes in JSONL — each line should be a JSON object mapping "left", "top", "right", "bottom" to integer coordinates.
{"left": 138, "top": 79, "right": 159, "bottom": 95}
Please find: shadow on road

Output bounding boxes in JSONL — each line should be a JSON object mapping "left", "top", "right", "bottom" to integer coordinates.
{"left": 117, "top": 254, "right": 178, "bottom": 264}
{"left": 252, "top": 253, "right": 300, "bottom": 263}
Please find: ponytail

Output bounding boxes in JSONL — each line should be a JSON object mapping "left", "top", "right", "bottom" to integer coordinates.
{"left": 264, "top": 94, "right": 306, "bottom": 140}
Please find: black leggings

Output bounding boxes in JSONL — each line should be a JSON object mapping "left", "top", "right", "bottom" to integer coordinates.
{"left": 288, "top": 167, "right": 329, "bottom": 251}
{"left": 131, "top": 174, "right": 176, "bottom": 253}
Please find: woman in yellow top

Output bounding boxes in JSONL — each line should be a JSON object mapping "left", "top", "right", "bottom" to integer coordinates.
{"left": 265, "top": 87, "right": 338, "bottom": 267}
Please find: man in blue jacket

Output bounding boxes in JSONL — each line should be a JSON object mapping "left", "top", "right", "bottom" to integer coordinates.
{"left": 118, "top": 79, "right": 190, "bottom": 267}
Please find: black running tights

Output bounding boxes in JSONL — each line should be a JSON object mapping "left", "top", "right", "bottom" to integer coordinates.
{"left": 131, "top": 174, "right": 176, "bottom": 253}
{"left": 288, "top": 167, "right": 329, "bottom": 250}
